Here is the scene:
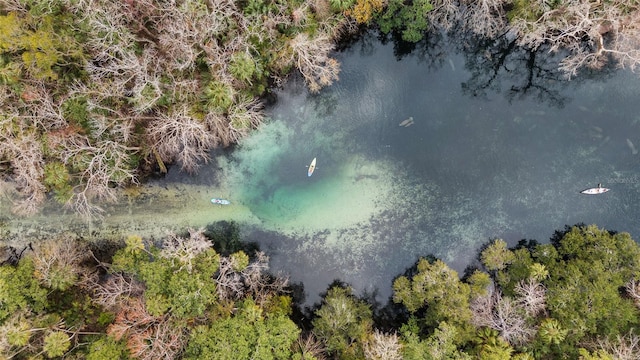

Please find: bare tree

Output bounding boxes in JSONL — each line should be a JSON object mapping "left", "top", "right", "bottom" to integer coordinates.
{"left": 214, "top": 251, "right": 289, "bottom": 305}
{"left": 470, "top": 291, "right": 495, "bottom": 327}
{"left": 288, "top": 33, "right": 341, "bottom": 93}
{"left": 595, "top": 330, "right": 640, "bottom": 360}
{"left": 490, "top": 294, "right": 536, "bottom": 345}
{"left": 514, "top": 278, "right": 547, "bottom": 317}
{"left": 154, "top": 0, "right": 228, "bottom": 72}
{"left": 126, "top": 316, "right": 185, "bottom": 360}
{"left": 56, "top": 136, "right": 138, "bottom": 218}
{"left": 90, "top": 272, "right": 145, "bottom": 310}
{"left": 19, "top": 80, "right": 68, "bottom": 131}
{"left": 363, "top": 329, "right": 403, "bottom": 360}
{"left": 0, "top": 131, "right": 46, "bottom": 216}
{"left": 160, "top": 228, "right": 212, "bottom": 273}
{"left": 146, "top": 108, "right": 217, "bottom": 174}
{"left": 226, "top": 96, "right": 264, "bottom": 143}
{"left": 242, "top": 251, "right": 289, "bottom": 306}
{"left": 215, "top": 256, "right": 246, "bottom": 302}
{"left": 429, "top": 0, "right": 462, "bottom": 32}
{"left": 294, "top": 333, "right": 327, "bottom": 360}
{"left": 461, "top": 0, "right": 506, "bottom": 38}
{"left": 509, "top": 0, "right": 640, "bottom": 77}
{"left": 625, "top": 278, "right": 640, "bottom": 308}
{"left": 470, "top": 289, "right": 536, "bottom": 346}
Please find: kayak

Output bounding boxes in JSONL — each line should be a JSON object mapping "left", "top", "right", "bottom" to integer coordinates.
{"left": 580, "top": 186, "right": 609, "bottom": 195}
{"left": 308, "top": 157, "right": 316, "bottom": 177}
{"left": 211, "top": 198, "right": 231, "bottom": 205}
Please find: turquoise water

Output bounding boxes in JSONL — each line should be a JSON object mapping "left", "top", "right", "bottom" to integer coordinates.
{"left": 196, "top": 35, "right": 640, "bottom": 303}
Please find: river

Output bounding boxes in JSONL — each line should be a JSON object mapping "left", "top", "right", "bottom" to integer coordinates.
{"left": 2, "top": 33, "right": 640, "bottom": 305}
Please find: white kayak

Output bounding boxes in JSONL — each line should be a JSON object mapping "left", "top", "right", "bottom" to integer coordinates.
{"left": 211, "top": 198, "right": 231, "bottom": 205}
{"left": 580, "top": 185, "right": 609, "bottom": 195}
{"left": 307, "top": 157, "right": 316, "bottom": 177}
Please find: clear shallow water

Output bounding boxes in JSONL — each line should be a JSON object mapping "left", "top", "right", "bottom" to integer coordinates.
{"left": 214, "top": 34, "right": 640, "bottom": 304}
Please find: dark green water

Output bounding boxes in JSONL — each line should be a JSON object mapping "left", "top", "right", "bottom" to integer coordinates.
{"left": 211, "top": 34, "right": 640, "bottom": 304}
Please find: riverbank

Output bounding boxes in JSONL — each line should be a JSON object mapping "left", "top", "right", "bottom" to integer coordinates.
{"left": 0, "top": 180, "right": 261, "bottom": 247}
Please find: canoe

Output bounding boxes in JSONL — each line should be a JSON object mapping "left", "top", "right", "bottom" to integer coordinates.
{"left": 580, "top": 186, "right": 609, "bottom": 195}
{"left": 211, "top": 198, "right": 231, "bottom": 205}
{"left": 308, "top": 157, "right": 316, "bottom": 177}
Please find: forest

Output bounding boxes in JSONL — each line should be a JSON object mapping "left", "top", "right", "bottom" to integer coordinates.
{"left": 2, "top": 0, "right": 640, "bottom": 359}
{"left": 1, "top": 0, "right": 640, "bottom": 218}
{"left": 1, "top": 223, "right": 640, "bottom": 359}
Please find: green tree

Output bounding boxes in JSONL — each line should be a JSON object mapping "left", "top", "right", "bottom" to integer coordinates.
{"left": 43, "top": 331, "right": 71, "bottom": 358}
{"left": 375, "top": 0, "right": 434, "bottom": 42}
{"left": 474, "top": 328, "right": 514, "bottom": 360}
{"left": 229, "top": 52, "right": 264, "bottom": 89}
{"left": 0, "top": 13, "right": 85, "bottom": 80}
{"left": 577, "top": 348, "right": 615, "bottom": 360}
{"left": 0, "top": 258, "right": 48, "bottom": 322}
{"left": 43, "top": 162, "right": 73, "bottom": 203}
{"left": 528, "top": 262, "right": 549, "bottom": 281}
{"left": 543, "top": 226, "right": 640, "bottom": 344}
{"left": 185, "top": 298, "right": 300, "bottom": 360}
{"left": 466, "top": 270, "right": 492, "bottom": 298}
{"left": 536, "top": 318, "right": 567, "bottom": 347}
{"left": 130, "top": 248, "right": 219, "bottom": 317}
{"left": 393, "top": 258, "right": 473, "bottom": 337}
{"left": 112, "top": 242, "right": 219, "bottom": 318}
{"left": 202, "top": 80, "right": 236, "bottom": 112}
{"left": 312, "top": 286, "right": 373, "bottom": 358}
{"left": 481, "top": 239, "right": 515, "bottom": 272}
{"left": 86, "top": 336, "right": 130, "bottom": 360}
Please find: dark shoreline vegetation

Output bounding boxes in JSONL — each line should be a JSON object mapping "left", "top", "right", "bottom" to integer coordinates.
{"left": 1, "top": 223, "right": 640, "bottom": 359}
{"left": 1, "top": 0, "right": 640, "bottom": 218}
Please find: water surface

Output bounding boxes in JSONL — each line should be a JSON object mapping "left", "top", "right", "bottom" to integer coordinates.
{"left": 215, "top": 34, "right": 640, "bottom": 303}
{"left": 3, "top": 33, "right": 640, "bottom": 305}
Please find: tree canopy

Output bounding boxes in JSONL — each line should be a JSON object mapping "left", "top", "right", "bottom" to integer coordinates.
{"left": 2, "top": 223, "right": 640, "bottom": 359}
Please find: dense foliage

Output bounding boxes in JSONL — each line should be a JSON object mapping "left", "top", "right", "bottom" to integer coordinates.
{"left": 2, "top": 0, "right": 640, "bottom": 219}
{"left": 2, "top": 223, "right": 640, "bottom": 359}
{"left": 0, "top": 0, "right": 353, "bottom": 218}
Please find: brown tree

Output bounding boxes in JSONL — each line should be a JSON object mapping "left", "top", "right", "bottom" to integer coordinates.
{"left": 107, "top": 297, "right": 186, "bottom": 360}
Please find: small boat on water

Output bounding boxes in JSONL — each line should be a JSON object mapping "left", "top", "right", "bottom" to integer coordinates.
{"left": 308, "top": 157, "right": 317, "bottom": 177}
{"left": 580, "top": 184, "right": 609, "bottom": 195}
{"left": 211, "top": 198, "right": 231, "bottom": 205}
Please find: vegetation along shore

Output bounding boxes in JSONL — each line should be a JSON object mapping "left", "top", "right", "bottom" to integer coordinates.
{"left": 1, "top": 0, "right": 640, "bottom": 217}
{"left": 2, "top": 224, "right": 640, "bottom": 359}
